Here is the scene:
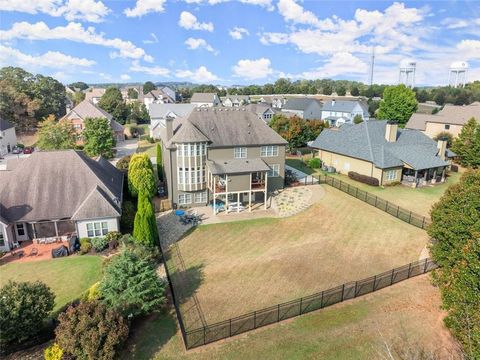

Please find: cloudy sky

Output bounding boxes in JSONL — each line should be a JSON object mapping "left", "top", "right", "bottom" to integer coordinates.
{"left": 0, "top": 0, "right": 479, "bottom": 86}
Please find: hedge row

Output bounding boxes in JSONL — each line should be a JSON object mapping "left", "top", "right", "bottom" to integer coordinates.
{"left": 348, "top": 171, "right": 380, "bottom": 186}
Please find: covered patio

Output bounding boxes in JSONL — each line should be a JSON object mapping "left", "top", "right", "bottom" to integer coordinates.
{"left": 401, "top": 166, "right": 447, "bottom": 187}
{"left": 23, "top": 219, "right": 76, "bottom": 244}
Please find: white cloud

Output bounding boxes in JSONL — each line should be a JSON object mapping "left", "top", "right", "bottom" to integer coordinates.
{"left": 184, "top": 37, "right": 217, "bottom": 54}
{"left": 457, "top": 40, "right": 480, "bottom": 60}
{"left": 130, "top": 60, "right": 170, "bottom": 76}
{"left": 0, "top": 0, "right": 110, "bottom": 22}
{"left": 0, "top": 45, "right": 95, "bottom": 70}
{"left": 259, "top": 32, "right": 289, "bottom": 45}
{"left": 179, "top": 11, "right": 214, "bottom": 32}
{"left": 143, "top": 32, "right": 159, "bottom": 44}
{"left": 229, "top": 27, "right": 249, "bottom": 40}
{"left": 232, "top": 58, "right": 273, "bottom": 79}
{"left": 120, "top": 74, "right": 131, "bottom": 80}
{"left": 277, "top": 0, "right": 324, "bottom": 27}
{"left": 0, "top": 21, "right": 153, "bottom": 62}
{"left": 296, "top": 52, "right": 368, "bottom": 80}
{"left": 176, "top": 66, "right": 219, "bottom": 82}
{"left": 182, "top": 0, "right": 273, "bottom": 10}
{"left": 124, "top": 0, "right": 166, "bottom": 17}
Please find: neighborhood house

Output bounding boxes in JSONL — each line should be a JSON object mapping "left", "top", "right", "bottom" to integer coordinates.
{"left": 0, "top": 150, "right": 124, "bottom": 252}
{"left": 190, "top": 93, "right": 221, "bottom": 107}
{"left": 321, "top": 99, "right": 370, "bottom": 126}
{"left": 281, "top": 98, "right": 323, "bottom": 120}
{"left": 149, "top": 103, "right": 197, "bottom": 139}
{"left": 311, "top": 121, "right": 455, "bottom": 187}
{"left": 0, "top": 117, "right": 17, "bottom": 156}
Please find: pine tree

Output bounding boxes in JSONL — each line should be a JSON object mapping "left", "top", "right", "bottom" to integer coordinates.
{"left": 452, "top": 117, "right": 480, "bottom": 169}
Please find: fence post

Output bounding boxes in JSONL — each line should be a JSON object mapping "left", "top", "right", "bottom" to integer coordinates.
{"left": 408, "top": 262, "right": 412, "bottom": 278}
{"left": 320, "top": 291, "right": 324, "bottom": 308}
{"left": 355, "top": 187, "right": 358, "bottom": 198}
{"left": 396, "top": 206, "right": 400, "bottom": 217}
{"left": 300, "top": 297, "right": 303, "bottom": 314}
{"left": 254, "top": 311, "right": 257, "bottom": 328}
{"left": 277, "top": 304, "right": 280, "bottom": 322}
{"left": 229, "top": 319, "right": 232, "bottom": 337}
{"left": 341, "top": 284, "right": 345, "bottom": 300}
{"left": 385, "top": 200, "right": 389, "bottom": 212}
{"left": 373, "top": 275, "right": 377, "bottom": 291}
{"left": 409, "top": 211, "right": 412, "bottom": 223}
{"left": 354, "top": 281, "right": 358, "bottom": 297}
{"left": 390, "top": 269, "right": 395, "bottom": 285}
{"left": 347, "top": 184, "right": 350, "bottom": 194}
{"left": 422, "top": 217, "right": 426, "bottom": 229}
{"left": 203, "top": 326, "right": 206, "bottom": 345}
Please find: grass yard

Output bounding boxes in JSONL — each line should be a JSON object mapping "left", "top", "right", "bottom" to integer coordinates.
{"left": 286, "top": 156, "right": 462, "bottom": 217}
{"left": 0, "top": 255, "right": 102, "bottom": 312}
{"left": 123, "top": 275, "right": 458, "bottom": 360}
{"left": 172, "top": 185, "right": 430, "bottom": 326}
{"left": 137, "top": 140, "right": 158, "bottom": 158}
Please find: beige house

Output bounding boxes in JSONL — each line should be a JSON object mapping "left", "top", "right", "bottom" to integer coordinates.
{"left": 190, "top": 93, "right": 221, "bottom": 107}
{"left": 153, "top": 107, "right": 288, "bottom": 212}
{"left": 406, "top": 102, "right": 480, "bottom": 138}
{"left": 311, "top": 121, "right": 455, "bottom": 187}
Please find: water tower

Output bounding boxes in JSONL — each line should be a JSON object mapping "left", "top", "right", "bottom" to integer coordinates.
{"left": 398, "top": 59, "right": 416, "bottom": 88}
{"left": 449, "top": 61, "right": 468, "bottom": 88}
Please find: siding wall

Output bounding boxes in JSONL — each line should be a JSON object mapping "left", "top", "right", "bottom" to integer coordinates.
{"left": 76, "top": 217, "right": 120, "bottom": 238}
{"left": 424, "top": 122, "right": 463, "bottom": 139}
{"left": 0, "top": 128, "right": 17, "bottom": 155}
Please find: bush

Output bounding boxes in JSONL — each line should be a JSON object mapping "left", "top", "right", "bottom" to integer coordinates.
{"left": 116, "top": 155, "right": 131, "bottom": 171}
{"left": 79, "top": 238, "right": 92, "bottom": 254}
{"left": 120, "top": 200, "right": 136, "bottom": 234}
{"left": 308, "top": 158, "right": 321, "bottom": 169}
{"left": 84, "top": 282, "right": 101, "bottom": 302}
{"left": 44, "top": 343, "right": 63, "bottom": 360}
{"left": 284, "top": 169, "right": 298, "bottom": 186}
{"left": 133, "top": 194, "right": 159, "bottom": 247}
{"left": 91, "top": 237, "right": 108, "bottom": 252}
{"left": 100, "top": 249, "right": 166, "bottom": 318}
{"left": 348, "top": 171, "right": 380, "bottom": 186}
{"left": 56, "top": 301, "right": 129, "bottom": 360}
{"left": 450, "top": 164, "right": 459, "bottom": 172}
{"left": 0, "top": 281, "right": 55, "bottom": 348}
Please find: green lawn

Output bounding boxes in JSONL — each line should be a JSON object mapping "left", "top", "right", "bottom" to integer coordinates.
{"left": 0, "top": 255, "right": 102, "bottom": 312}
{"left": 137, "top": 140, "right": 158, "bottom": 158}
{"left": 170, "top": 185, "right": 429, "bottom": 327}
{"left": 286, "top": 157, "right": 461, "bottom": 217}
{"left": 123, "top": 275, "right": 457, "bottom": 360}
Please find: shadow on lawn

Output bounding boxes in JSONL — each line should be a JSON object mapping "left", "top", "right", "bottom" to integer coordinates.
{"left": 122, "top": 310, "right": 178, "bottom": 360}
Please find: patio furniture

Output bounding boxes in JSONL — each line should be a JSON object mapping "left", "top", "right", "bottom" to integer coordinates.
{"left": 175, "top": 209, "right": 185, "bottom": 217}
{"left": 17, "top": 250, "right": 24, "bottom": 258}
{"left": 29, "top": 248, "right": 38, "bottom": 257}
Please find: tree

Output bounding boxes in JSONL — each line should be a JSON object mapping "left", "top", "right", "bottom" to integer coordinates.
{"left": 336, "top": 85, "right": 346, "bottom": 96}
{"left": 127, "top": 101, "right": 149, "bottom": 124}
{"left": 69, "top": 81, "right": 89, "bottom": 91}
{"left": 451, "top": 117, "right": 480, "bottom": 168}
{"left": 434, "top": 90, "right": 446, "bottom": 105}
{"left": 377, "top": 85, "right": 418, "bottom": 125}
{"left": 0, "top": 281, "right": 54, "bottom": 348}
{"left": 127, "top": 88, "right": 138, "bottom": 99}
{"left": 350, "top": 86, "right": 360, "bottom": 96}
{"left": 55, "top": 300, "right": 129, "bottom": 360}
{"left": 143, "top": 81, "right": 156, "bottom": 94}
{"left": 428, "top": 170, "right": 480, "bottom": 358}
{"left": 31, "top": 74, "right": 66, "bottom": 120}
{"left": 322, "top": 84, "right": 333, "bottom": 95}
{"left": 83, "top": 117, "right": 116, "bottom": 159}
{"left": 353, "top": 114, "right": 363, "bottom": 124}
{"left": 98, "top": 87, "right": 128, "bottom": 124}
{"left": 72, "top": 91, "right": 85, "bottom": 106}
{"left": 100, "top": 249, "right": 166, "bottom": 317}
{"left": 133, "top": 193, "right": 159, "bottom": 247}
{"left": 37, "top": 115, "right": 77, "bottom": 150}
{"left": 156, "top": 143, "right": 163, "bottom": 181}
{"left": 433, "top": 131, "right": 454, "bottom": 148}
{"left": 128, "top": 153, "right": 156, "bottom": 197}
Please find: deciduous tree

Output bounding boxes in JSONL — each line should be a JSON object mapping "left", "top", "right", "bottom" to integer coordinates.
{"left": 377, "top": 85, "right": 418, "bottom": 125}
{"left": 83, "top": 117, "right": 116, "bottom": 159}
{"left": 98, "top": 87, "right": 128, "bottom": 124}
{"left": 143, "top": 81, "right": 156, "bottom": 94}
{"left": 37, "top": 115, "right": 77, "bottom": 150}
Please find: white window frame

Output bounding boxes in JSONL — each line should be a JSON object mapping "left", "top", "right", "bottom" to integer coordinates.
{"left": 86, "top": 221, "right": 108, "bottom": 237}
{"left": 385, "top": 169, "right": 397, "bottom": 181}
{"left": 261, "top": 146, "right": 279, "bottom": 157}
{"left": 177, "top": 144, "right": 184, "bottom": 157}
{"left": 0, "top": 229, "right": 5, "bottom": 247}
{"left": 178, "top": 193, "right": 192, "bottom": 205}
{"left": 234, "top": 147, "right": 247, "bottom": 159}
{"left": 194, "top": 191, "right": 207, "bottom": 203}
{"left": 268, "top": 164, "right": 280, "bottom": 177}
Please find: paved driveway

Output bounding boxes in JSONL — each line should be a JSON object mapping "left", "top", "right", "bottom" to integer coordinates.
{"left": 110, "top": 139, "right": 138, "bottom": 165}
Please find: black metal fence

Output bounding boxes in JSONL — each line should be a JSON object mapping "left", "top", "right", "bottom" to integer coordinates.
{"left": 298, "top": 174, "right": 431, "bottom": 229}
{"left": 182, "top": 258, "right": 437, "bottom": 349}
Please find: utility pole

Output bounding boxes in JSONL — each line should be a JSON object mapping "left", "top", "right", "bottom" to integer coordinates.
{"left": 369, "top": 47, "right": 375, "bottom": 86}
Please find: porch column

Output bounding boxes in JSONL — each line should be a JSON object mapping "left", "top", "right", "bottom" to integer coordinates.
{"left": 32, "top": 223, "right": 37, "bottom": 239}
{"left": 213, "top": 175, "right": 216, "bottom": 215}
{"left": 413, "top": 170, "right": 418, "bottom": 188}
{"left": 264, "top": 172, "right": 268, "bottom": 210}
{"left": 54, "top": 221, "right": 59, "bottom": 237}
{"left": 225, "top": 175, "right": 229, "bottom": 215}
{"left": 237, "top": 193, "right": 240, "bottom": 213}
{"left": 249, "top": 173, "right": 252, "bottom": 212}
{"left": 431, "top": 169, "right": 437, "bottom": 184}
{"left": 423, "top": 170, "right": 428, "bottom": 185}
{"left": 441, "top": 168, "right": 446, "bottom": 182}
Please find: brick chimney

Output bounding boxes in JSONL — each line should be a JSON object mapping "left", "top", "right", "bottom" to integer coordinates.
{"left": 385, "top": 121, "right": 398, "bottom": 142}
{"left": 437, "top": 137, "right": 447, "bottom": 160}
{"left": 165, "top": 115, "right": 174, "bottom": 141}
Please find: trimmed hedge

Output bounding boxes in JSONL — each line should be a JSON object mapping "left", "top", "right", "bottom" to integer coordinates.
{"left": 348, "top": 171, "right": 379, "bottom": 186}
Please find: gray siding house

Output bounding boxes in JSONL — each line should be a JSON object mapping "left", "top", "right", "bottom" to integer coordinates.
{"left": 190, "top": 93, "right": 220, "bottom": 107}
{"left": 156, "top": 107, "right": 287, "bottom": 211}
{"left": 321, "top": 99, "right": 370, "bottom": 126}
{"left": 0, "top": 150, "right": 123, "bottom": 251}
{"left": 281, "top": 98, "right": 323, "bottom": 120}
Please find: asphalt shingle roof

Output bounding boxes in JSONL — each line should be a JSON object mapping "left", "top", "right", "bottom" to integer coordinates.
{"left": 406, "top": 102, "right": 480, "bottom": 130}
{"left": 283, "top": 98, "right": 322, "bottom": 111}
{"left": 311, "top": 121, "right": 450, "bottom": 170}
{"left": 322, "top": 100, "right": 369, "bottom": 115}
{"left": 191, "top": 93, "right": 217, "bottom": 103}
{"left": 0, "top": 117, "right": 14, "bottom": 131}
{"left": 207, "top": 158, "right": 270, "bottom": 175}
{"left": 149, "top": 104, "right": 196, "bottom": 119}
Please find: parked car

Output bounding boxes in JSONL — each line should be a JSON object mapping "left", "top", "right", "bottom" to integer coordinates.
{"left": 11, "top": 146, "right": 22, "bottom": 154}
{"left": 23, "top": 146, "right": 34, "bottom": 154}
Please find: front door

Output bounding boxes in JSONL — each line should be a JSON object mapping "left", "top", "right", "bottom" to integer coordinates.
{"left": 15, "top": 223, "right": 28, "bottom": 241}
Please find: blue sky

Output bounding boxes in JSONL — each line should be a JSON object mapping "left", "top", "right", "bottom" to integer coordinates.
{"left": 0, "top": 0, "right": 479, "bottom": 86}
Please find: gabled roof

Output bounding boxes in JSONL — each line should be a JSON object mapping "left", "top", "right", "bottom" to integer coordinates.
{"left": 283, "top": 98, "right": 322, "bottom": 111}
{"left": 246, "top": 103, "right": 276, "bottom": 117}
{"left": 207, "top": 158, "right": 270, "bottom": 175}
{"left": 149, "top": 104, "right": 196, "bottom": 119}
{"left": 84, "top": 88, "right": 106, "bottom": 99}
{"left": 67, "top": 100, "right": 113, "bottom": 121}
{"left": 0, "top": 150, "right": 123, "bottom": 223}
{"left": 311, "top": 121, "right": 450, "bottom": 170}
{"left": 406, "top": 102, "right": 480, "bottom": 130}
{"left": 0, "top": 117, "right": 14, "bottom": 131}
{"left": 71, "top": 186, "right": 121, "bottom": 220}
{"left": 191, "top": 93, "right": 218, "bottom": 103}
{"left": 169, "top": 121, "right": 209, "bottom": 144}
{"left": 322, "top": 100, "right": 369, "bottom": 115}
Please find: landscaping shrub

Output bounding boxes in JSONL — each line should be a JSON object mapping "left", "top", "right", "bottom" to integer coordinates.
{"left": 116, "top": 155, "right": 131, "bottom": 171}
{"left": 100, "top": 249, "right": 166, "bottom": 318}
{"left": 284, "top": 169, "right": 298, "bottom": 186}
{"left": 133, "top": 194, "right": 158, "bottom": 247}
{"left": 308, "top": 158, "right": 321, "bottom": 169}
{"left": 0, "top": 281, "right": 55, "bottom": 349}
{"left": 44, "top": 343, "right": 63, "bottom": 360}
{"left": 348, "top": 171, "right": 379, "bottom": 186}
{"left": 79, "top": 238, "right": 92, "bottom": 254}
{"left": 55, "top": 301, "right": 129, "bottom": 360}
{"left": 120, "top": 200, "right": 136, "bottom": 234}
{"left": 84, "top": 282, "right": 101, "bottom": 302}
{"left": 91, "top": 237, "right": 108, "bottom": 252}
{"left": 128, "top": 153, "right": 156, "bottom": 198}
{"left": 450, "top": 164, "right": 459, "bottom": 172}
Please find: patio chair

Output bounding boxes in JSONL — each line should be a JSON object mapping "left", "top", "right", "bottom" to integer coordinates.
{"left": 29, "top": 248, "right": 38, "bottom": 257}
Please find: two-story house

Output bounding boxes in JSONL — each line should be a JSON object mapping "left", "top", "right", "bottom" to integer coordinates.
{"left": 149, "top": 103, "right": 197, "bottom": 139}
{"left": 156, "top": 107, "right": 287, "bottom": 212}
{"left": 221, "top": 95, "right": 251, "bottom": 107}
{"left": 321, "top": 99, "right": 370, "bottom": 126}
{"left": 281, "top": 98, "right": 323, "bottom": 120}
{"left": 246, "top": 103, "right": 277, "bottom": 123}
{"left": 190, "top": 93, "right": 221, "bottom": 107}
{"left": 0, "top": 117, "right": 17, "bottom": 156}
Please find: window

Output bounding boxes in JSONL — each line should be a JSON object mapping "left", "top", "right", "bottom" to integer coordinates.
{"left": 261, "top": 146, "right": 279, "bottom": 157}
{"left": 445, "top": 124, "right": 450, "bottom": 130}
{"left": 73, "top": 124, "right": 82, "bottom": 130}
{"left": 86, "top": 221, "right": 108, "bottom": 237}
{"left": 264, "top": 113, "right": 273, "bottom": 120}
{"left": 0, "top": 229, "right": 5, "bottom": 247}
{"left": 234, "top": 147, "right": 247, "bottom": 159}
{"left": 268, "top": 164, "right": 280, "bottom": 177}
{"left": 385, "top": 170, "right": 397, "bottom": 181}
{"left": 178, "top": 167, "right": 204, "bottom": 185}
{"left": 194, "top": 191, "right": 207, "bottom": 203}
{"left": 16, "top": 223, "right": 25, "bottom": 236}
{"left": 343, "top": 162, "right": 350, "bottom": 171}
{"left": 178, "top": 193, "right": 192, "bottom": 205}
